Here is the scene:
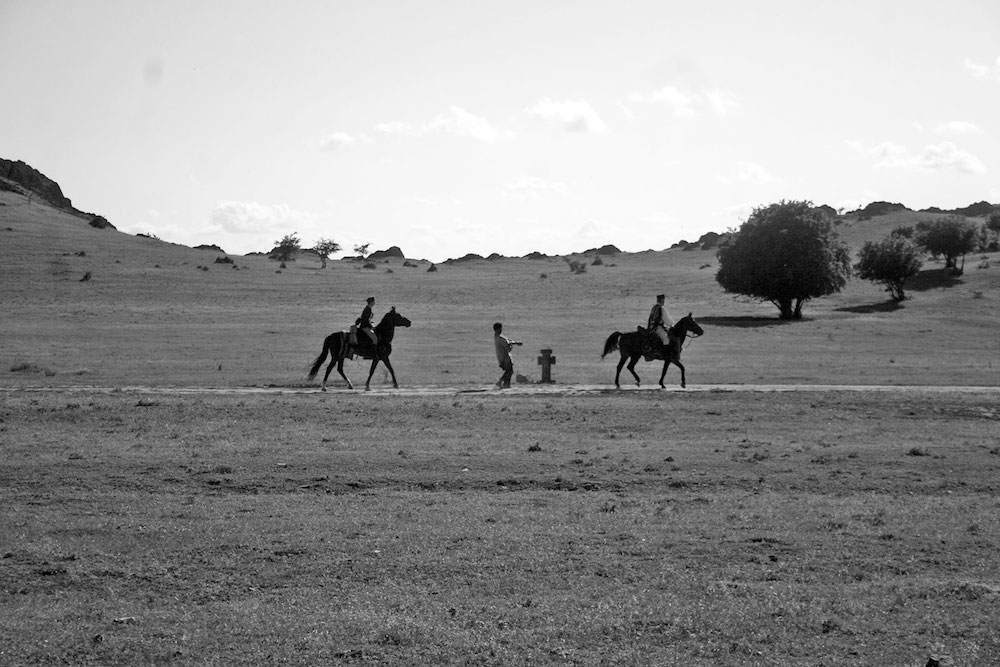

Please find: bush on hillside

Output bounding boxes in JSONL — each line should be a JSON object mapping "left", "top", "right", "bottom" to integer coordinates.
{"left": 915, "top": 217, "right": 980, "bottom": 273}
{"left": 855, "top": 236, "right": 924, "bottom": 302}
{"left": 272, "top": 233, "right": 301, "bottom": 262}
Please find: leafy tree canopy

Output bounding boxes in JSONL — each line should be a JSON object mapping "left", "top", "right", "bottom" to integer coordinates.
{"left": 855, "top": 236, "right": 923, "bottom": 302}
{"left": 312, "top": 237, "right": 342, "bottom": 268}
{"left": 273, "top": 233, "right": 301, "bottom": 262}
{"left": 915, "top": 216, "right": 979, "bottom": 271}
{"left": 715, "top": 200, "right": 851, "bottom": 319}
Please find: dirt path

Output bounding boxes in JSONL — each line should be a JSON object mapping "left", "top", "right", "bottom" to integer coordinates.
{"left": 3, "top": 383, "right": 999, "bottom": 397}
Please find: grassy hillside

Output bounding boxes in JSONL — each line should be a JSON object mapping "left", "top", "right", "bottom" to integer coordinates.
{"left": 2, "top": 190, "right": 998, "bottom": 388}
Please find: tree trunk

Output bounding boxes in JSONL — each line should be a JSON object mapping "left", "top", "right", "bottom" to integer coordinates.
{"left": 777, "top": 298, "right": 794, "bottom": 320}
{"left": 793, "top": 298, "right": 804, "bottom": 320}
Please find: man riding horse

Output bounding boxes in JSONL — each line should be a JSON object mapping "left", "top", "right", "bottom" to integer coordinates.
{"left": 647, "top": 293, "right": 679, "bottom": 360}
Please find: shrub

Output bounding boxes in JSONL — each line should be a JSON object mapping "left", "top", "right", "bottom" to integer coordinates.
{"left": 915, "top": 217, "right": 979, "bottom": 272}
{"left": 272, "top": 233, "right": 301, "bottom": 262}
{"left": 855, "top": 236, "right": 923, "bottom": 301}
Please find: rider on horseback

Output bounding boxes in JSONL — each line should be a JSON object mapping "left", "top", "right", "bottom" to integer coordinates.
{"left": 357, "top": 297, "right": 379, "bottom": 351}
{"left": 648, "top": 294, "right": 677, "bottom": 358}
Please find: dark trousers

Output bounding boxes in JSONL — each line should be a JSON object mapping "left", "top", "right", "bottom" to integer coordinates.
{"left": 497, "top": 359, "right": 513, "bottom": 388}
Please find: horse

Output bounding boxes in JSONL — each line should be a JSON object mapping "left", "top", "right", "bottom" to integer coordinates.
{"left": 307, "top": 307, "right": 412, "bottom": 391}
{"left": 601, "top": 313, "right": 703, "bottom": 389}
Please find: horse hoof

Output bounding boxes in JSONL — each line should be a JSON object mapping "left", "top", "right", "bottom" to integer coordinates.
{"left": 321, "top": 386, "right": 327, "bottom": 392}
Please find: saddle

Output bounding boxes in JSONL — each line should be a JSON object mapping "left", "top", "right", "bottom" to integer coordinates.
{"left": 639, "top": 326, "right": 671, "bottom": 362}
{"left": 345, "top": 325, "right": 379, "bottom": 360}
{"left": 345, "top": 325, "right": 377, "bottom": 360}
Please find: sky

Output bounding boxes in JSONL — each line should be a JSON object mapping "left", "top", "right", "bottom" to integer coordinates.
{"left": 2, "top": 0, "right": 999, "bottom": 261}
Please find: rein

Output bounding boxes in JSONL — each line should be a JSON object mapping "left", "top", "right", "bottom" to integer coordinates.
{"left": 681, "top": 331, "right": 702, "bottom": 351}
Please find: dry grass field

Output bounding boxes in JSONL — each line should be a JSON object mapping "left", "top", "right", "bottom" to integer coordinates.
{"left": 2, "top": 190, "right": 999, "bottom": 665}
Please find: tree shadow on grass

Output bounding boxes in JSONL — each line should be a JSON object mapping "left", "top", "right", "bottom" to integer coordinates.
{"left": 907, "top": 268, "right": 964, "bottom": 292}
{"left": 835, "top": 300, "right": 904, "bottom": 314}
{"left": 697, "top": 315, "right": 795, "bottom": 328}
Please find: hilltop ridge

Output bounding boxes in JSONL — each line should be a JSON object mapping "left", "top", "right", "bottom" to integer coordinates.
{"left": 1, "top": 157, "right": 996, "bottom": 258}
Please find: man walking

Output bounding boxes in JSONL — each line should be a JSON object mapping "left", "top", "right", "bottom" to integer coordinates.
{"left": 493, "top": 322, "right": 522, "bottom": 389}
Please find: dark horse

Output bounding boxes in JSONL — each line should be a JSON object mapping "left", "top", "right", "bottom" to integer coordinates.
{"left": 307, "top": 307, "right": 412, "bottom": 391}
{"left": 601, "top": 313, "right": 704, "bottom": 389}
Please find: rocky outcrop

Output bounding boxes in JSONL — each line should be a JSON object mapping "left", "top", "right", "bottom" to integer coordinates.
{"left": 0, "top": 158, "right": 74, "bottom": 210}
{"left": 0, "top": 158, "right": 116, "bottom": 229}
{"left": 368, "top": 246, "right": 405, "bottom": 260}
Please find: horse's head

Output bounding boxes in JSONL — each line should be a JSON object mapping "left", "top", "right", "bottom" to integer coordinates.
{"left": 678, "top": 312, "right": 704, "bottom": 337}
{"left": 384, "top": 306, "right": 411, "bottom": 328}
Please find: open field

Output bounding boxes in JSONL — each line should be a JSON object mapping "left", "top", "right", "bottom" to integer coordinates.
{"left": 2, "top": 388, "right": 999, "bottom": 665}
{"left": 2, "top": 193, "right": 999, "bottom": 664}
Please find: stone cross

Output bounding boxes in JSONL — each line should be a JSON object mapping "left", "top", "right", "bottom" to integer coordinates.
{"left": 536, "top": 348, "right": 556, "bottom": 383}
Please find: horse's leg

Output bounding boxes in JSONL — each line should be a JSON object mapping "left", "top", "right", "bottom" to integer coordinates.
{"left": 626, "top": 354, "right": 641, "bottom": 387}
{"left": 658, "top": 359, "right": 670, "bottom": 388}
{"left": 614, "top": 356, "right": 624, "bottom": 388}
{"left": 382, "top": 356, "right": 399, "bottom": 389}
{"left": 675, "top": 359, "right": 686, "bottom": 388}
{"left": 336, "top": 357, "right": 353, "bottom": 390}
{"left": 365, "top": 357, "right": 381, "bottom": 391}
{"left": 322, "top": 357, "right": 336, "bottom": 391}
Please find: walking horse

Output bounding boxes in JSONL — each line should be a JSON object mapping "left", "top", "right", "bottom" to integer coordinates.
{"left": 601, "top": 313, "right": 703, "bottom": 388}
{"left": 307, "top": 307, "right": 412, "bottom": 391}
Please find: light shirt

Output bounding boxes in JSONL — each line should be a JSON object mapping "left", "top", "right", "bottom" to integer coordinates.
{"left": 494, "top": 332, "right": 514, "bottom": 364}
{"left": 648, "top": 303, "right": 675, "bottom": 330}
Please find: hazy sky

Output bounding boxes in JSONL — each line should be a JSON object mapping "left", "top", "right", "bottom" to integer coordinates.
{"left": 2, "top": 1, "right": 998, "bottom": 261}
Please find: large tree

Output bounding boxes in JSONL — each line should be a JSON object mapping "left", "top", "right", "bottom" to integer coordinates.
{"left": 915, "top": 216, "right": 979, "bottom": 272}
{"left": 855, "top": 235, "right": 923, "bottom": 302}
{"left": 716, "top": 200, "right": 851, "bottom": 319}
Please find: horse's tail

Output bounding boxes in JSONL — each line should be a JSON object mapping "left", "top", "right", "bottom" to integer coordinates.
{"left": 601, "top": 332, "right": 622, "bottom": 358}
{"left": 307, "top": 334, "right": 333, "bottom": 380}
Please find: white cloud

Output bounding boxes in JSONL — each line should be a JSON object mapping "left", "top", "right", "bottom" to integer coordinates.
{"left": 963, "top": 57, "right": 990, "bottom": 78}
{"left": 718, "top": 161, "right": 781, "bottom": 184}
{"left": 628, "top": 85, "right": 739, "bottom": 118}
{"left": 430, "top": 106, "right": 514, "bottom": 143}
{"left": 502, "top": 176, "right": 571, "bottom": 201}
{"left": 376, "top": 120, "right": 418, "bottom": 136}
{"left": 715, "top": 201, "right": 759, "bottom": 223}
{"left": 914, "top": 142, "right": 986, "bottom": 173}
{"left": 209, "top": 201, "right": 315, "bottom": 235}
{"left": 703, "top": 88, "right": 740, "bottom": 115}
{"left": 525, "top": 98, "right": 608, "bottom": 133}
{"left": 851, "top": 140, "right": 986, "bottom": 174}
{"left": 318, "top": 131, "right": 371, "bottom": 151}
{"left": 376, "top": 107, "right": 513, "bottom": 143}
{"left": 933, "top": 120, "right": 984, "bottom": 135}
{"left": 617, "top": 101, "right": 635, "bottom": 123}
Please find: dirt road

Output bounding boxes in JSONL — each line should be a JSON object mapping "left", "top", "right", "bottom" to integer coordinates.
{"left": 3, "top": 383, "right": 999, "bottom": 397}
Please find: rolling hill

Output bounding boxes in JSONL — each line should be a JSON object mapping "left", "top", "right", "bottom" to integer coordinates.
{"left": 2, "top": 163, "right": 998, "bottom": 389}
